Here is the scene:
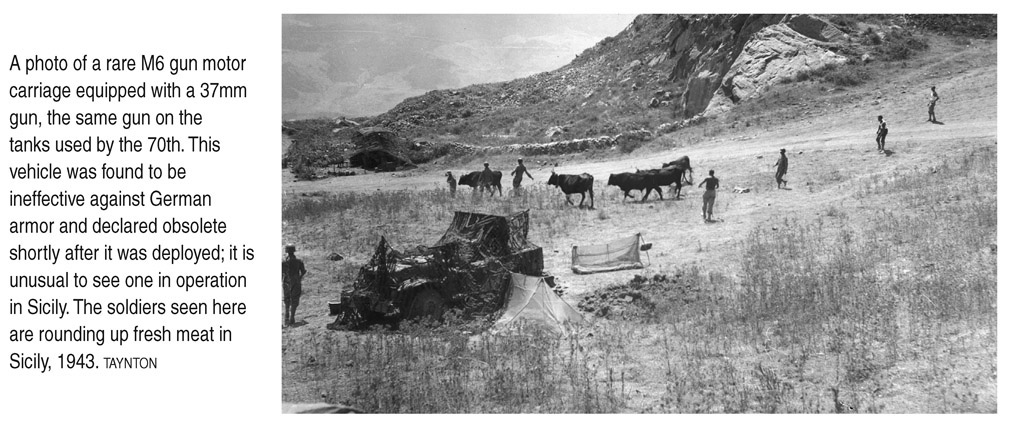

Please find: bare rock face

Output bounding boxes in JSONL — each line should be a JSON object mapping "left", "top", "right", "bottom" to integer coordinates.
{"left": 706, "top": 23, "right": 847, "bottom": 114}
{"left": 784, "top": 14, "right": 849, "bottom": 43}
{"left": 362, "top": 14, "right": 853, "bottom": 139}
{"left": 664, "top": 14, "right": 786, "bottom": 117}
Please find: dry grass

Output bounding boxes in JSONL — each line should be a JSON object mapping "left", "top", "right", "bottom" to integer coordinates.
{"left": 282, "top": 145, "right": 995, "bottom": 413}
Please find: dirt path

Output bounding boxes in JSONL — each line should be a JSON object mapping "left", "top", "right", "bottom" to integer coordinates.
{"left": 283, "top": 39, "right": 996, "bottom": 308}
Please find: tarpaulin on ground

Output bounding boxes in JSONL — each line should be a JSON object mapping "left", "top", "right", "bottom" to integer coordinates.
{"left": 570, "top": 233, "right": 644, "bottom": 274}
{"left": 494, "top": 273, "right": 585, "bottom": 333}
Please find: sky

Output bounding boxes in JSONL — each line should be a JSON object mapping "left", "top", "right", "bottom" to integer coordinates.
{"left": 281, "top": 14, "right": 637, "bottom": 119}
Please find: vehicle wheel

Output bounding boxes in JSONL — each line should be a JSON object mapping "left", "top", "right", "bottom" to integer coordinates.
{"left": 407, "top": 288, "right": 445, "bottom": 322}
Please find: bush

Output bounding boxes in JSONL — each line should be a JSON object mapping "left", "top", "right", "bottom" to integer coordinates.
{"left": 821, "top": 65, "right": 871, "bottom": 87}
{"left": 861, "top": 27, "right": 882, "bottom": 46}
{"left": 876, "top": 29, "right": 929, "bottom": 61}
{"left": 906, "top": 14, "right": 997, "bottom": 38}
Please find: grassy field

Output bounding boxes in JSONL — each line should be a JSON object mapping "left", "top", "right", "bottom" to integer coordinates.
{"left": 281, "top": 33, "right": 996, "bottom": 413}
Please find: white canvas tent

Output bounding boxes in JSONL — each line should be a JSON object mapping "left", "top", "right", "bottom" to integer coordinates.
{"left": 571, "top": 233, "right": 645, "bottom": 274}
{"left": 494, "top": 273, "right": 585, "bottom": 332}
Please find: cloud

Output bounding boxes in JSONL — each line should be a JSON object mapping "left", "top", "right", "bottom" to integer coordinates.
{"left": 282, "top": 14, "right": 635, "bottom": 118}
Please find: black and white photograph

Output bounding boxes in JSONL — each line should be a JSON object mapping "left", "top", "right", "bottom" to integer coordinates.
{"left": 280, "top": 14, "right": 997, "bottom": 413}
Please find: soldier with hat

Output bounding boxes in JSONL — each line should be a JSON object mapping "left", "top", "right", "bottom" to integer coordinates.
{"left": 479, "top": 162, "right": 495, "bottom": 196}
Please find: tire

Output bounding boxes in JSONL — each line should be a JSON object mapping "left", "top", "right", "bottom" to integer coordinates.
{"left": 406, "top": 288, "right": 445, "bottom": 322}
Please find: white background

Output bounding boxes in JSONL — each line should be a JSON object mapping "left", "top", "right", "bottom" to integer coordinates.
{"left": 1, "top": 1, "right": 1009, "bottom": 430}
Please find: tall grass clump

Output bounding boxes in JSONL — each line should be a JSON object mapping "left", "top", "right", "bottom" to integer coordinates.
{"left": 284, "top": 147, "right": 996, "bottom": 413}
{"left": 283, "top": 184, "right": 596, "bottom": 257}
{"left": 287, "top": 323, "right": 627, "bottom": 413}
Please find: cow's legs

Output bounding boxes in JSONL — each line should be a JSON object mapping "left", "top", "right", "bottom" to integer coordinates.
{"left": 578, "top": 192, "right": 586, "bottom": 207}
{"left": 565, "top": 194, "right": 574, "bottom": 205}
{"left": 641, "top": 189, "right": 651, "bottom": 202}
{"left": 588, "top": 187, "right": 595, "bottom": 209}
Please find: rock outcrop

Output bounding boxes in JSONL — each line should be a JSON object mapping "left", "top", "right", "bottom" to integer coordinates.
{"left": 359, "top": 14, "right": 855, "bottom": 145}
{"left": 706, "top": 23, "right": 847, "bottom": 115}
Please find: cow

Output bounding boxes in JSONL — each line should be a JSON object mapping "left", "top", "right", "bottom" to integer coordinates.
{"left": 662, "top": 155, "right": 694, "bottom": 197}
{"left": 608, "top": 172, "right": 664, "bottom": 202}
{"left": 663, "top": 155, "right": 692, "bottom": 172}
{"left": 458, "top": 170, "right": 503, "bottom": 196}
{"left": 640, "top": 166, "right": 694, "bottom": 199}
{"left": 548, "top": 172, "right": 595, "bottom": 209}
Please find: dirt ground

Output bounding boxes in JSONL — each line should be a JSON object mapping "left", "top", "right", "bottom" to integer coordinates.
{"left": 281, "top": 37, "right": 996, "bottom": 412}
{"left": 283, "top": 37, "right": 995, "bottom": 310}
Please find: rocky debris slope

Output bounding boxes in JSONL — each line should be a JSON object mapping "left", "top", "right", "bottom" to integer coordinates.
{"left": 418, "top": 128, "right": 653, "bottom": 157}
{"left": 363, "top": 14, "right": 856, "bottom": 143}
{"left": 577, "top": 274, "right": 705, "bottom": 322}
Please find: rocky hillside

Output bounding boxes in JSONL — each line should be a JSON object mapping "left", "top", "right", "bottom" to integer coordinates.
{"left": 362, "top": 14, "right": 863, "bottom": 142}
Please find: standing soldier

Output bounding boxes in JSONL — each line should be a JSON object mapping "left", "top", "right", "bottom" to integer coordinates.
{"left": 876, "top": 115, "right": 888, "bottom": 152}
{"left": 282, "top": 244, "right": 307, "bottom": 326}
{"left": 509, "top": 158, "right": 534, "bottom": 195}
{"left": 928, "top": 86, "right": 939, "bottom": 122}
{"left": 445, "top": 171, "right": 457, "bottom": 196}
{"left": 479, "top": 162, "right": 494, "bottom": 196}
{"left": 774, "top": 148, "right": 789, "bottom": 189}
{"left": 698, "top": 169, "right": 720, "bottom": 222}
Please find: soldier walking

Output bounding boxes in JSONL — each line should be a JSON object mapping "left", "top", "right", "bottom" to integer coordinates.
{"left": 774, "top": 149, "right": 789, "bottom": 189}
{"left": 876, "top": 115, "right": 888, "bottom": 152}
{"left": 509, "top": 158, "right": 533, "bottom": 195}
{"left": 282, "top": 244, "right": 307, "bottom": 326}
{"left": 446, "top": 171, "right": 457, "bottom": 196}
{"left": 928, "top": 86, "right": 939, "bottom": 122}
{"left": 479, "top": 162, "right": 495, "bottom": 196}
{"left": 698, "top": 170, "right": 720, "bottom": 222}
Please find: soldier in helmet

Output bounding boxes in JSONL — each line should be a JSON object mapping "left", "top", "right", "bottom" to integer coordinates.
{"left": 282, "top": 244, "right": 307, "bottom": 326}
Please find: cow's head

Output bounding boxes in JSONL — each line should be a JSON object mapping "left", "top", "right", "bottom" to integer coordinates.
{"left": 457, "top": 174, "right": 469, "bottom": 185}
{"left": 607, "top": 173, "right": 618, "bottom": 186}
{"left": 547, "top": 171, "right": 559, "bottom": 186}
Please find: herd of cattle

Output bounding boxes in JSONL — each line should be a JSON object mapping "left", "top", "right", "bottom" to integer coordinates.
{"left": 457, "top": 156, "right": 694, "bottom": 209}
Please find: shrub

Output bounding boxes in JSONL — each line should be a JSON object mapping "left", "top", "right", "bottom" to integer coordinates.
{"left": 861, "top": 27, "right": 882, "bottom": 45}
{"left": 876, "top": 29, "right": 929, "bottom": 61}
{"left": 821, "top": 65, "right": 871, "bottom": 87}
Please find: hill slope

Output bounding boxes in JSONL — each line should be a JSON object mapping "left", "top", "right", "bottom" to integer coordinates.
{"left": 361, "top": 14, "right": 862, "bottom": 141}
{"left": 282, "top": 19, "right": 997, "bottom": 413}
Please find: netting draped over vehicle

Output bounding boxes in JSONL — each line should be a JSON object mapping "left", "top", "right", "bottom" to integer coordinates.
{"left": 435, "top": 210, "right": 536, "bottom": 261}
{"left": 331, "top": 210, "right": 544, "bottom": 329}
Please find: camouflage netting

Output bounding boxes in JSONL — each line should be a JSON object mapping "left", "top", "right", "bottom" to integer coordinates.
{"left": 330, "top": 211, "right": 544, "bottom": 330}
{"left": 435, "top": 211, "right": 536, "bottom": 261}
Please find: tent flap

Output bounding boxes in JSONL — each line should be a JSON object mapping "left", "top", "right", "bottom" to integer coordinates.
{"left": 494, "top": 273, "right": 585, "bottom": 333}
{"left": 571, "top": 234, "right": 644, "bottom": 274}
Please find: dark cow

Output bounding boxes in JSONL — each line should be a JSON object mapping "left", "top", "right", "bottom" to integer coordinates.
{"left": 609, "top": 166, "right": 692, "bottom": 202}
{"left": 608, "top": 172, "right": 663, "bottom": 202}
{"left": 662, "top": 155, "right": 694, "bottom": 195}
{"left": 642, "top": 166, "right": 694, "bottom": 199}
{"left": 458, "top": 171, "right": 503, "bottom": 196}
{"left": 663, "top": 155, "right": 692, "bottom": 172}
{"left": 548, "top": 172, "right": 595, "bottom": 209}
